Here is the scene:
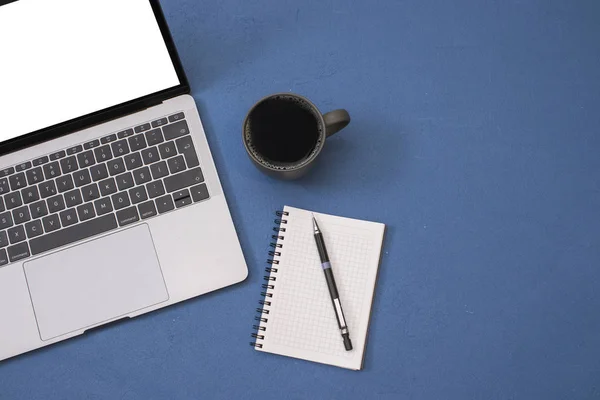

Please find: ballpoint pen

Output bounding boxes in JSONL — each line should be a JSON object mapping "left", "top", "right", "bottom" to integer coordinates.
{"left": 312, "top": 215, "right": 353, "bottom": 351}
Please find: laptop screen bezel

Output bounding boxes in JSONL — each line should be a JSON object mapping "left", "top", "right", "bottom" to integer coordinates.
{"left": 0, "top": 0, "right": 190, "bottom": 157}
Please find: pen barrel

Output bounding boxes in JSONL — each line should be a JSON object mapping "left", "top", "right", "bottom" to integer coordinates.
{"left": 314, "top": 233, "right": 330, "bottom": 262}
{"left": 323, "top": 267, "right": 340, "bottom": 300}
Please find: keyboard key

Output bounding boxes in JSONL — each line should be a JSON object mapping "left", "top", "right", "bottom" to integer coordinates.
{"left": 155, "top": 195, "right": 174, "bottom": 214}
{"left": 117, "top": 129, "right": 134, "bottom": 139}
{"left": 47, "top": 195, "right": 66, "bottom": 213}
{"left": 0, "top": 167, "right": 14, "bottom": 177}
{"left": 145, "top": 128, "right": 164, "bottom": 146}
{"left": 73, "top": 169, "right": 92, "bottom": 187}
{"left": 101, "top": 134, "right": 117, "bottom": 144}
{"left": 94, "top": 197, "right": 113, "bottom": 216}
{"left": 42, "top": 214, "right": 61, "bottom": 233}
{"left": 30, "top": 200, "right": 48, "bottom": 219}
{"left": 67, "top": 145, "right": 83, "bottom": 155}
{"left": 107, "top": 158, "right": 126, "bottom": 176}
{"left": 0, "top": 178, "right": 9, "bottom": 195}
{"left": 56, "top": 174, "right": 74, "bottom": 192}
{"left": 16, "top": 161, "right": 32, "bottom": 172}
{"left": 32, "top": 156, "right": 49, "bottom": 166}
{"left": 10, "top": 205, "right": 27, "bottom": 228}
{"left": 76, "top": 202, "right": 96, "bottom": 222}
{"left": 175, "top": 196, "right": 193, "bottom": 209}
{"left": 163, "top": 120, "right": 190, "bottom": 141}
{"left": 12, "top": 206, "right": 30, "bottom": 225}
{"left": 0, "top": 231, "right": 8, "bottom": 248}
{"left": 176, "top": 136, "right": 200, "bottom": 168}
{"left": 134, "top": 123, "right": 151, "bottom": 133}
{"left": 90, "top": 163, "right": 109, "bottom": 182}
{"left": 146, "top": 180, "right": 165, "bottom": 198}
{"left": 174, "top": 189, "right": 192, "bottom": 208}
{"left": 38, "top": 180, "right": 57, "bottom": 198}
{"left": 151, "top": 118, "right": 168, "bottom": 128}
{"left": 49, "top": 150, "right": 66, "bottom": 161}
{"left": 5, "top": 192, "right": 22, "bottom": 209}
{"left": 167, "top": 155, "right": 186, "bottom": 174}
{"left": 150, "top": 161, "right": 168, "bottom": 179}
{"left": 138, "top": 201, "right": 157, "bottom": 219}
{"left": 99, "top": 177, "right": 117, "bottom": 196}
{"left": 132, "top": 166, "right": 151, "bottom": 185}
{"left": 141, "top": 147, "right": 160, "bottom": 165}
{"left": 0, "top": 248, "right": 7, "bottom": 266}
{"left": 9, "top": 172, "right": 27, "bottom": 191}
{"left": 25, "top": 220, "right": 43, "bottom": 239}
{"left": 111, "top": 192, "right": 130, "bottom": 210}
{"left": 30, "top": 214, "right": 118, "bottom": 256}
{"left": 59, "top": 208, "right": 78, "bottom": 227}
{"left": 158, "top": 141, "right": 177, "bottom": 159}
{"left": 26, "top": 166, "right": 44, "bottom": 185}
{"left": 21, "top": 186, "right": 40, "bottom": 204}
{"left": 172, "top": 189, "right": 187, "bottom": 200}
{"left": 23, "top": 186, "right": 41, "bottom": 206}
{"left": 129, "top": 186, "right": 148, "bottom": 204}
{"left": 81, "top": 183, "right": 100, "bottom": 202}
{"left": 128, "top": 134, "right": 147, "bottom": 151}
{"left": 0, "top": 197, "right": 4, "bottom": 212}
{"left": 8, "top": 225, "right": 26, "bottom": 244}
{"left": 116, "top": 172, "right": 134, "bottom": 191}
{"left": 0, "top": 212, "right": 13, "bottom": 229}
{"left": 94, "top": 145, "right": 113, "bottom": 162}
{"left": 77, "top": 150, "right": 96, "bottom": 168}
{"left": 111, "top": 139, "right": 130, "bottom": 157}
{"left": 60, "top": 156, "right": 78, "bottom": 174}
{"left": 168, "top": 112, "right": 185, "bottom": 123}
{"left": 8, "top": 242, "right": 29, "bottom": 262}
{"left": 64, "top": 189, "right": 83, "bottom": 208}
{"left": 43, "top": 161, "right": 61, "bottom": 180}
{"left": 164, "top": 168, "right": 204, "bottom": 193}
{"left": 190, "top": 183, "right": 210, "bottom": 202}
{"left": 116, "top": 206, "right": 139, "bottom": 227}
{"left": 124, "top": 152, "right": 143, "bottom": 170}
{"left": 84, "top": 139, "right": 100, "bottom": 150}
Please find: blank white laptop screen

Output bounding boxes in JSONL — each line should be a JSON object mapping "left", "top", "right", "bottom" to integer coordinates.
{"left": 0, "top": 0, "right": 180, "bottom": 142}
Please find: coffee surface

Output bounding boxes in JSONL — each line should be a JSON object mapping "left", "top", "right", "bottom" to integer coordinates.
{"left": 247, "top": 97, "right": 321, "bottom": 165}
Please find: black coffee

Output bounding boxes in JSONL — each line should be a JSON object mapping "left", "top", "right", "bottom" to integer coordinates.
{"left": 247, "top": 97, "right": 321, "bottom": 165}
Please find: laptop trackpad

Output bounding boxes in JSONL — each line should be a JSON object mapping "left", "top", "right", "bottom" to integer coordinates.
{"left": 23, "top": 224, "right": 169, "bottom": 341}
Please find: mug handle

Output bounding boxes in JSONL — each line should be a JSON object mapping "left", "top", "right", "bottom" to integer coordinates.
{"left": 323, "top": 109, "right": 351, "bottom": 137}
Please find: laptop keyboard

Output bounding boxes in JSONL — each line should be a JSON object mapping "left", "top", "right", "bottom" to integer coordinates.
{"left": 0, "top": 112, "right": 209, "bottom": 267}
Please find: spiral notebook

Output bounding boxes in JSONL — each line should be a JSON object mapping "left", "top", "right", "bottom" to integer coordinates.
{"left": 251, "top": 206, "right": 385, "bottom": 370}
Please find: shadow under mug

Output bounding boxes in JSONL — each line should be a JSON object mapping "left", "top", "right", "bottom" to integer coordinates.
{"left": 242, "top": 93, "right": 351, "bottom": 180}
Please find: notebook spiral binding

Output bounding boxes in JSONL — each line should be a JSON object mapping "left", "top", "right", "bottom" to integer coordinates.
{"left": 250, "top": 210, "right": 289, "bottom": 349}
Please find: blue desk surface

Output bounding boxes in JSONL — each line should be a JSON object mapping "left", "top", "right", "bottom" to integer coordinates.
{"left": 2, "top": 0, "right": 600, "bottom": 399}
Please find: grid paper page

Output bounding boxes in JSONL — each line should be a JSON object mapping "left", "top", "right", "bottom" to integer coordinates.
{"left": 256, "top": 206, "right": 385, "bottom": 370}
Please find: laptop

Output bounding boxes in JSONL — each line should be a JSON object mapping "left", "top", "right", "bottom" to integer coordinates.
{"left": 0, "top": 0, "right": 248, "bottom": 361}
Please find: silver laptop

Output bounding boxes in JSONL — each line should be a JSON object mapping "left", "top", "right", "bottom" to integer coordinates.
{"left": 0, "top": 0, "right": 248, "bottom": 361}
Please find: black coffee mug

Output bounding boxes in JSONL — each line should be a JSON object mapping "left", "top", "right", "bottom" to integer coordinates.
{"left": 243, "top": 93, "right": 351, "bottom": 180}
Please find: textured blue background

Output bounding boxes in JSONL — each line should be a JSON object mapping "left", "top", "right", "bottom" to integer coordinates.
{"left": 2, "top": 0, "right": 600, "bottom": 398}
